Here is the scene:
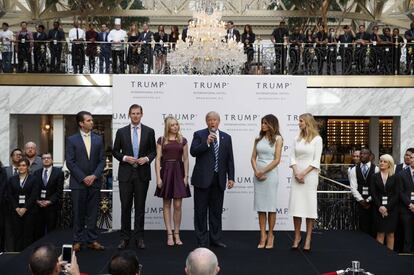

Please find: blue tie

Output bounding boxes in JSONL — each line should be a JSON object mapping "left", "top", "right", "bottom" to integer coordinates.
{"left": 133, "top": 126, "right": 139, "bottom": 158}
{"left": 43, "top": 169, "right": 48, "bottom": 186}
{"left": 362, "top": 164, "right": 368, "bottom": 177}
{"left": 213, "top": 139, "right": 219, "bottom": 172}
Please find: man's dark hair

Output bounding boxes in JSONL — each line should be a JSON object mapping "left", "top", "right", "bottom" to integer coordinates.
{"left": 2, "top": 22, "right": 9, "bottom": 27}
{"left": 359, "top": 24, "right": 365, "bottom": 29}
{"left": 38, "top": 24, "right": 45, "bottom": 31}
{"left": 10, "top": 148, "right": 22, "bottom": 157}
{"left": 343, "top": 25, "right": 349, "bottom": 30}
{"left": 128, "top": 104, "right": 143, "bottom": 115}
{"left": 109, "top": 250, "right": 140, "bottom": 275}
{"left": 29, "top": 244, "right": 59, "bottom": 275}
{"left": 21, "top": 21, "right": 27, "bottom": 26}
{"left": 360, "top": 147, "right": 372, "bottom": 154}
{"left": 227, "top": 20, "right": 234, "bottom": 25}
{"left": 406, "top": 148, "right": 414, "bottom": 154}
{"left": 76, "top": 111, "right": 92, "bottom": 128}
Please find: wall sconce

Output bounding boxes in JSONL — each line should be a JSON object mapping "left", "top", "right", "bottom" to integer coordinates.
{"left": 42, "top": 124, "right": 52, "bottom": 132}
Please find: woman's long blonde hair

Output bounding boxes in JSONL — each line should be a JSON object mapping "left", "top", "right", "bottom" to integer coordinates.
{"left": 163, "top": 116, "right": 183, "bottom": 144}
{"left": 298, "top": 113, "right": 319, "bottom": 143}
{"left": 380, "top": 154, "right": 395, "bottom": 176}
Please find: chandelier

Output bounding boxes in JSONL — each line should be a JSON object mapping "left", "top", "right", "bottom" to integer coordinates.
{"left": 140, "top": 0, "right": 282, "bottom": 11}
{"left": 167, "top": 8, "right": 246, "bottom": 74}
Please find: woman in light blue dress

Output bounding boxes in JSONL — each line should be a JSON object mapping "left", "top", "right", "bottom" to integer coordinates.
{"left": 251, "top": 114, "right": 283, "bottom": 249}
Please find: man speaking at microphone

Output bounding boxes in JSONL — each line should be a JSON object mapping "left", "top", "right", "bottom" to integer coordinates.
{"left": 190, "top": 111, "right": 235, "bottom": 248}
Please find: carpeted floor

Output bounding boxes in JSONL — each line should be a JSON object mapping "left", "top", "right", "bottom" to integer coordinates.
{"left": 0, "top": 230, "right": 413, "bottom": 275}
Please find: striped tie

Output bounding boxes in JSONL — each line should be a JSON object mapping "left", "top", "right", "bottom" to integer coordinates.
{"left": 213, "top": 139, "right": 219, "bottom": 172}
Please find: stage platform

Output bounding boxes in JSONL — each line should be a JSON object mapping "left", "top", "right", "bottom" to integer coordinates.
{"left": 0, "top": 230, "right": 413, "bottom": 275}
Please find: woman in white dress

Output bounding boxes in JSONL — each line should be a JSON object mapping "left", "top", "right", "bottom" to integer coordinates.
{"left": 289, "top": 113, "right": 323, "bottom": 252}
{"left": 251, "top": 114, "right": 283, "bottom": 249}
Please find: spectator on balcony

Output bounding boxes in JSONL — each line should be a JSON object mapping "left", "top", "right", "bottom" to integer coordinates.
{"left": 108, "top": 18, "right": 127, "bottom": 74}
{"left": 182, "top": 19, "right": 193, "bottom": 43}
{"left": 24, "top": 141, "right": 42, "bottom": 173}
{"left": 303, "top": 29, "right": 315, "bottom": 75}
{"left": 15, "top": 21, "right": 34, "bottom": 73}
{"left": 289, "top": 26, "right": 305, "bottom": 74}
{"left": 226, "top": 21, "right": 240, "bottom": 43}
{"left": 371, "top": 154, "right": 398, "bottom": 250}
{"left": 404, "top": 22, "right": 414, "bottom": 75}
{"left": 0, "top": 22, "right": 15, "bottom": 73}
{"left": 397, "top": 151, "right": 414, "bottom": 253}
{"left": 349, "top": 148, "right": 379, "bottom": 237}
{"left": 153, "top": 25, "right": 168, "bottom": 74}
{"left": 380, "top": 27, "right": 393, "bottom": 74}
{"left": 392, "top": 28, "right": 404, "bottom": 75}
{"left": 370, "top": 26, "right": 382, "bottom": 74}
{"left": 338, "top": 25, "right": 355, "bottom": 75}
{"left": 327, "top": 27, "right": 337, "bottom": 75}
{"left": 33, "top": 153, "right": 64, "bottom": 240}
{"left": 127, "top": 23, "right": 140, "bottom": 74}
{"left": 396, "top": 148, "right": 414, "bottom": 174}
{"left": 86, "top": 23, "right": 99, "bottom": 73}
{"left": 8, "top": 158, "right": 39, "bottom": 251}
{"left": 33, "top": 24, "right": 48, "bottom": 73}
{"left": 315, "top": 25, "right": 328, "bottom": 75}
{"left": 98, "top": 23, "right": 111, "bottom": 74}
{"left": 355, "top": 25, "right": 371, "bottom": 74}
{"left": 271, "top": 21, "right": 289, "bottom": 74}
{"left": 48, "top": 21, "right": 65, "bottom": 73}
{"left": 68, "top": 21, "right": 86, "bottom": 74}
{"left": 169, "top": 25, "right": 179, "bottom": 51}
{"left": 138, "top": 23, "right": 153, "bottom": 74}
{"left": 241, "top": 24, "right": 255, "bottom": 73}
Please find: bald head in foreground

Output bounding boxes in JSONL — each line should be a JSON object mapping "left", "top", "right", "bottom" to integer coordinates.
{"left": 185, "top": 248, "right": 220, "bottom": 275}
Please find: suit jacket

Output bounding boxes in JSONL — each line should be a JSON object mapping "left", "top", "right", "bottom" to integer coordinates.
{"left": 398, "top": 168, "right": 414, "bottom": 216}
{"left": 227, "top": 28, "right": 240, "bottom": 43}
{"left": 112, "top": 124, "right": 156, "bottom": 183}
{"left": 190, "top": 128, "right": 235, "bottom": 191}
{"left": 65, "top": 132, "right": 105, "bottom": 190}
{"left": 138, "top": 31, "right": 153, "bottom": 44}
{"left": 370, "top": 173, "right": 398, "bottom": 212}
{"left": 7, "top": 174, "right": 39, "bottom": 213}
{"left": 33, "top": 167, "right": 64, "bottom": 207}
{"left": 395, "top": 163, "right": 408, "bottom": 175}
{"left": 0, "top": 168, "right": 7, "bottom": 206}
{"left": 181, "top": 27, "right": 188, "bottom": 42}
{"left": 97, "top": 31, "right": 111, "bottom": 53}
{"left": 5, "top": 166, "right": 18, "bottom": 180}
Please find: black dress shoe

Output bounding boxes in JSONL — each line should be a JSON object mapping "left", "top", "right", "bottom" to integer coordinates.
{"left": 136, "top": 239, "right": 146, "bottom": 249}
{"left": 118, "top": 240, "right": 129, "bottom": 250}
{"left": 211, "top": 242, "right": 227, "bottom": 248}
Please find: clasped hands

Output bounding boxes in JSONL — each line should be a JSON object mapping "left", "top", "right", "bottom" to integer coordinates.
{"left": 294, "top": 170, "right": 306, "bottom": 184}
{"left": 15, "top": 207, "right": 27, "bottom": 217}
{"left": 83, "top": 175, "right": 97, "bottom": 186}
{"left": 408, "top": 203, "right": 414, "bottom": 213}
{"left": 124, "top": 155, "right": 148, "bottom": 166}
{"left": 37, "top": 200, "right": 52, "bottom": 207}
{"left": 254, "top": 170, "right": 267, "bottom": 181}
{"left": 379, "top": 206, "right": 388, "bottom": 218}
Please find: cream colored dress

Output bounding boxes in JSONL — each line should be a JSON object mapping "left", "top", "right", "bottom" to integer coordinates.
{"left": 288, "top": 136, "right": 323, "bottom": 219}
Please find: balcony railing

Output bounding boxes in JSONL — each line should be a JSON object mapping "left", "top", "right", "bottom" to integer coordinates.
{"left": 1, "top": 40, "right": 413, "bottom": 75}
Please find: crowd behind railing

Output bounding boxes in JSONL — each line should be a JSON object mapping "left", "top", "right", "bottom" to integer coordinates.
{"left": 2, "top": 20, "right": 414, "bottom": 75}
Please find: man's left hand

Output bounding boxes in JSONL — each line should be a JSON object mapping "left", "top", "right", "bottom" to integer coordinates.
{"left": 227, "top": 180, "right": 235, "bottom": 189}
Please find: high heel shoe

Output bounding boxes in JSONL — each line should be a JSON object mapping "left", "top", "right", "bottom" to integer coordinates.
{"left": 174, "top": 233, "right": 183, "bottom": 246}
{"left": 291, "top": 238, "right": 302, "bottom": 250}
{"left": 167, "top": 233, "right": 174, "bottom": 246}
{"left": 303, "top": 241, "right": 311, "bottom": 252}
{"left": 257, "top": 235, "right": 267, "bottom": 249}
{"left": 265, "top": 235, "right": 274, "bottom": 249}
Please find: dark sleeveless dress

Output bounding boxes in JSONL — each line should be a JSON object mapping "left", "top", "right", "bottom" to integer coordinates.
{"left": 154, "top": 137, "right": 191, "bottom": 199}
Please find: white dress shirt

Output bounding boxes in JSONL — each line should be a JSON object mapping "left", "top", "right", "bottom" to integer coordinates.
{"left": 349, "top": 161, "right": 380, "bottom": 202}
{"left": 68, "top": 27, "right": 86, "bottom": 41}
{"left": 0, "top": 29, "right": 14, "bottom": 52}
{"left": 108, "top": 29, "right": 127, "bottom": 50}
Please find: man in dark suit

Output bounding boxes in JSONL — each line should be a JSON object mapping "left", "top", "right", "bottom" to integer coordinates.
{"left": 396, "top": 148, "right": 414, "bottom": 174}
{"left": 66, "top": 111, "right": 105, "bottom": 252}
{"left": 98, "top": 23, "right": 111, "bottom": 74}
{"left": 33, "top": 153, "right": 64, "bottom": 240}
{"left": 33, "top": 24, "right": 48, "bottom": 73}
{"left": 182, "top": 19, "right": 193, "bottom": 42}
{"left": 113, "top": 104, "right": 156, "bottom": 249}
{"left": 226, "top": 21, "right": 240, "bottom": 42}
{"left": 397, "top": 152, "right": 414, "bottom": 252}
{"left": 5, "top": 148, "right": 23, "bottom": 179}
{"left": 190, "top": 111, "right": 235, "bottom": 248}
{"left": 47, "top": 21, "right": 65, "bottom": 73}
{"left": 138, "top": 23, "right": 153, "bottom": 74}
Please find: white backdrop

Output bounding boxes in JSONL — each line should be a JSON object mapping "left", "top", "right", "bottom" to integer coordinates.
{"left": 112, "top": 75, "right": 306, "bottom": 230}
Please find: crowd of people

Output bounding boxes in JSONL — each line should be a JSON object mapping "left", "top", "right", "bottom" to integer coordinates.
{"left": 2, "top": 19, "right": 414, "bottom": 74}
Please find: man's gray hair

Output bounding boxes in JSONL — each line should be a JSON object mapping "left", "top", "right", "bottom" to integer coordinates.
{"left": 205, "top": 111, "right": 220, "bottom": 121}
{"left": 24, "top": 141, "right": 37, "bottom": 149}
{"left": 186, "top": 248, "right": 219, "bottom": 275}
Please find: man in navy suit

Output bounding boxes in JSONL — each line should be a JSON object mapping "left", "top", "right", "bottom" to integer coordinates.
{"left": 66, "top": 111, "right": 105, "bottom": 252}
{"left": 190, "top": 111, "right": 235, "bottom": 248}
{"left": 138, "top": 23, "right": 153, "bottom": 74}
{"left": 33, "top": 153, "right": 64, "bottom": 240}
{"left": 98, "top": 23, "right": 111, "bottom": 74}
{"left": 113, "top": 104, "right": 156, "bottom": 249}
{"left": 396, "top": 148, "right": 414, "bottom": 174}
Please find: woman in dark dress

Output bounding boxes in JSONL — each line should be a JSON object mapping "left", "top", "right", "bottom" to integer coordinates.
{"left": 153, "top": 25, "right": 169, "bottom": 74}
{"left": 86, "top": 23, "right": 99, "bottom": 73}
{"left": 241, "top": 24, "right": 255, "bottom": 73}
{"left": 127, "top": 23, "right": 140, "bottom": 73}
{"left": 169, "top": 25, "right": 179, "bottom": 51}
{"left": 371, "top": 154, "right": 399, "bottom": 250}
{"left": 155, "top": 116, "right": 190, "bottom": 246}
{"left": 8, "top": 158, "right": 39, "bottom": 251}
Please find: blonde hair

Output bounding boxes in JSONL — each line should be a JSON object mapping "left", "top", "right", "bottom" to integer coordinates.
{"left": 379, "top": 154, "right": 395, "bottom": 176}
{"left": 298, "top": 113, "right": 319, "bottom": 143}
{"left": 163, "top": 116, "right": 183, "bottom": 144}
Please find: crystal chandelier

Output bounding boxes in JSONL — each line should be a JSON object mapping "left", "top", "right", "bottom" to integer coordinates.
{"left": 167, "top": 8, "right": 246, "bottom": 74}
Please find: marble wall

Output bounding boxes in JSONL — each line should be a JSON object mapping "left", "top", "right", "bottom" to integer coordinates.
{"left": 0, "top": 86, "right": 413, "bottom": 164}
